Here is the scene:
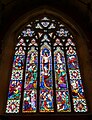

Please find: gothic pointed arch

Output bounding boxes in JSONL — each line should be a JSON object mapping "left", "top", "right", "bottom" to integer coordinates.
{"left": 5, "top": 14, "right": 88, "bottom": 113}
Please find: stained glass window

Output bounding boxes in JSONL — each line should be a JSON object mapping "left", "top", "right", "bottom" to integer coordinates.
{"left": 6, "top": 16, "right": 88, "bottom": 113}
{"left": 6, "top": 39, "right": 26, "bottom": 113}
{"left": 22, "top": 46, "right": 38, "bottom": 113}
{"left": 40, "top": 35, "right": 54, "bottom": 112}
{"left": 54, "top": 46, "right": 71, "bottom": 112}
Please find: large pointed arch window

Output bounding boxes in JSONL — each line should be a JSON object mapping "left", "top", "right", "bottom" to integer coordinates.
{"left": 6, "top": 16, "right": 88, "bottom": 113}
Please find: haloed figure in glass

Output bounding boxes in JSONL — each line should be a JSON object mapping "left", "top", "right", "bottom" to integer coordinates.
{"left": 40, "top": 49, "right": 52, "bottom": 89}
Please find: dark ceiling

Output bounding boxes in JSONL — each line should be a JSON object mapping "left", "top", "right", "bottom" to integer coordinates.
{"left": 0, "top": 0, "right": 92, "bottom": 59}
{"left": 0, "top": 0, "right": 92, "bottom": 32}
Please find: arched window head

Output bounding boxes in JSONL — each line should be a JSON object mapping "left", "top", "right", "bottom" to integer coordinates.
{"left": 6, "top": 16, "right": 88, "bottom": 113}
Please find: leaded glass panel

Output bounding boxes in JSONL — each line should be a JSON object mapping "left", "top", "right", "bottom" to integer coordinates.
{"left": 6, "top": 16, "right": 88, "bottom": 113}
